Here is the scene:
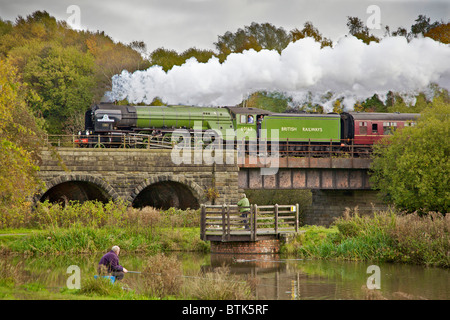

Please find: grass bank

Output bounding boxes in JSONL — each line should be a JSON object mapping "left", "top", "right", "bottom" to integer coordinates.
{"left": 0, "top": 201, "right": 209, "bottom": 254}
{"left": 282, "top": 208, "right": 450, "bottom": 268}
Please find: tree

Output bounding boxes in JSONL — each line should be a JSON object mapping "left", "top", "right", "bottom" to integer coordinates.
{"left": 370, "top": 96, "right": 450, "bottom": 213}
{"left": 346, "top": 16, "right": 380, "bottom": 44}
{"left": 0, "top": 60, "right": 43, "bottom": 224}
{"left": 424, "top": 23, "right": 450, "bottom": 44}
{"left": 23, "top": 43, "right": 96, "bottom": 133}
{"left": 214, "top": 22, "right": 291, "bottom": 59}
{"left": 410, "top": 15, "right": 441, "bottom": 38}
{"left": 291, "top": 21, "right": 332, "bottom": 48}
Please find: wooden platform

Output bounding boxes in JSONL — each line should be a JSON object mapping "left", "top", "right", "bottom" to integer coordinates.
{"left": 200, "top": 204, "right": 299, "bottom": 242}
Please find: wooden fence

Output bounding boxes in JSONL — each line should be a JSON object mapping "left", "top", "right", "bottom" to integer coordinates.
{"left": 200, "top": 204, "right": 299, "bottom": 242}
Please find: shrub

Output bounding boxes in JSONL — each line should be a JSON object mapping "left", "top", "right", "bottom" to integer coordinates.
{"left": 183, "top": 266, "right": 254, "bottom": 300}
{"left": 141, "top": 253, "right": 184, "bottom": 298}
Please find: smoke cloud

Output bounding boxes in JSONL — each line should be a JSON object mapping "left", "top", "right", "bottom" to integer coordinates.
{"left": 108, "top": 36, "right": 450, "bottom": 111}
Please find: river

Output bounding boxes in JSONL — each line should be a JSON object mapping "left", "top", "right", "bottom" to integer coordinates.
{"left": 3, "top": 252, "right": 449, "bottom": 300}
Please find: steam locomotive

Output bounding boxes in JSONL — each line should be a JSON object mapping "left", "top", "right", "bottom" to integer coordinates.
{"left": 76, "top": 103, "right": 419, "bottom": 155}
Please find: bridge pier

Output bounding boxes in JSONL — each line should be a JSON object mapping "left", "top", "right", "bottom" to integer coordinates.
{"left": 304, "top": 189, "right": 389, "bottom": 227}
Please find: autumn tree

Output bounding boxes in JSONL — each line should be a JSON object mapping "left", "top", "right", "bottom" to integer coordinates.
{"left": 291, "top": 21, "right": 332, "bottom": 48}
{"left": 424, "top": 23, "right": 450, "bottom": 44}
{"left": 149, "top": 47, "right": 216, "bottom": 72}
{"left": 346, "top": 16, "right": 380, "bottom": 44}
{"left": 0, "top": 60, "right": 43, "bottom": 225}
{"left": 410, "top": 15, "right": 442, "bottom": 38}
{"left": 0, "top": 11, "right": 149, "bottom": 133}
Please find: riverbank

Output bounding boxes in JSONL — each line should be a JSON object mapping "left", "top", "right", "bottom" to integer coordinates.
{"left": 1, "top": 201, "right": 448, "bottom": 267}
{"left": 282, "top": 208, "right": 450, "bottom": 268}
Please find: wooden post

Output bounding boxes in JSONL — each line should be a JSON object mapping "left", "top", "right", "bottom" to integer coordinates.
{"left": 226, "top": 205, "right": 230, "bottom": 241}
{"left": 200, "top": 205, "right": 206, "bottom": 241}
{"left": 274, "top": 204, "right": 279, "bottom": 234}
{"left": 221, "top": 205, "right": 226, "bottom": 242}
{"left": 253, "top": 204, "right": 258, "bottom": 241}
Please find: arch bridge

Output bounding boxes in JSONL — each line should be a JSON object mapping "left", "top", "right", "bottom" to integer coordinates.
{"left": 36, "top": 145, "right": 387, "bottom": 226}
{"left": 36, "top": 148, "right": 240, "bottom": 210}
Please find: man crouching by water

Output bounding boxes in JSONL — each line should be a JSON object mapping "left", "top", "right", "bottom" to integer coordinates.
{"left": 98, "top": 245, "right": 128, "bottom": 280}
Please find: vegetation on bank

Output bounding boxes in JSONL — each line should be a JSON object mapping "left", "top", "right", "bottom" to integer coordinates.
{"left": 0, "top": 201, "right": 209, "bottom": 254}
{"left": 1, "top": 200, "right": 448, "bottom": 269}
{"left": 283, "top": 208, "right": 450, "bottom": 268}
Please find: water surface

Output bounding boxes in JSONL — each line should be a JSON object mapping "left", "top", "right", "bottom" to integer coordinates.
{"left": 4, "top": 252, "right": 449, "bottom": 300}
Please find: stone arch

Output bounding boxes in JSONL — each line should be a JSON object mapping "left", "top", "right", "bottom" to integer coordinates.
{"left": 131, "top": 175, "right": 204, "bottom": 210}
{"left": 36, "top": 174, "right": 120, "bottom": 205}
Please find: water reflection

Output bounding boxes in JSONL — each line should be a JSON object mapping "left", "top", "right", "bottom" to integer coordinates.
{"left": 3, "top": 252, "right": 450, "bottom": 300}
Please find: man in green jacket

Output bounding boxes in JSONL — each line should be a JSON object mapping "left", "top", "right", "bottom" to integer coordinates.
{"left": 237, "top": 193, "right": 250, "bottom": 230}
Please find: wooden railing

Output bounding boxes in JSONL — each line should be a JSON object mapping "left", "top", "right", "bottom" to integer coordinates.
{"left": 200, "top": 204, "right": 299, "bottom": 242}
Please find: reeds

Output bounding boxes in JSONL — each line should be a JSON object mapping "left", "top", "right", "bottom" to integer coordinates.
{"left": 285, "top": 208, "right": 450, "bottom": 268}
{"left": 1, "top": 201, "right": 207, "bottom": 254}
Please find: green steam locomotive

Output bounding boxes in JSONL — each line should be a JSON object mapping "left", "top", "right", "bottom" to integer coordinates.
{"left": 77, "top": 102, "right": 418, "bottom": 154}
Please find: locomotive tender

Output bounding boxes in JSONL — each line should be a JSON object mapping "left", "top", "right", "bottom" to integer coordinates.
{"left": 77, "top": 103, "right": 419, "bottom": 154}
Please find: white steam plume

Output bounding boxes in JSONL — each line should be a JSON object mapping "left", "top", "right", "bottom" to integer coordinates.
{"left": 107, "top": 36, "right": 450, "bottom": 111}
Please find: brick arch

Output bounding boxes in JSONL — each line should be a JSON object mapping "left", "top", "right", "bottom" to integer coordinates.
{"left": 35, "top": 174, "right": 120, "bottom": 204}
{"left": 130, "top": 174, "right": 205, "bottom": 207}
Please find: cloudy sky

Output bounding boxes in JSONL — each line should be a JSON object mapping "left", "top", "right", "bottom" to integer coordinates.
{"left": 1, "top": 0, "right": 449, "bottom": 53}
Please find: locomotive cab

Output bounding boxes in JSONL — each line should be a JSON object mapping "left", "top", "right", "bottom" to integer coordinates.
{"left": 226, "top": 107, "right": 272, "bottom": 142}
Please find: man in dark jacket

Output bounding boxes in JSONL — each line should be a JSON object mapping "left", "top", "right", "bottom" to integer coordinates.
{"left": 98, "top": 245, "right": 128, "bottom": 280}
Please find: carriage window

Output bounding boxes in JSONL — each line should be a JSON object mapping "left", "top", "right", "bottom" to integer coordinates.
{"left": 240, "top": 115, "right": 247, "bottom": 123}
{"left": 383, "top": 122, "right": 397, "bottom": 135}
{"left": 359, "top": 122, "right": 367, "bottom": 135}
{"left": 372, "top": 123, "right": 378, "bottom": 134}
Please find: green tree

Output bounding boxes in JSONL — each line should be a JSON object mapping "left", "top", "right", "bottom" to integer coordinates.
{"left": 214, "top": 22, "right": 291, "bottom": 60}
{"left": 370, "top": 96, "right": 450, "bottom": 213}
{"left": 23, "top": 43, "right": 96, "bottom": 133}
{"left": 243, "top": 91, "right": 291, "bottom": 113}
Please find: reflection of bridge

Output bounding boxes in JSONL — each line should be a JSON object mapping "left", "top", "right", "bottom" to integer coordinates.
{"left": 36, "top": 144, "right": 388, "bottom": 226}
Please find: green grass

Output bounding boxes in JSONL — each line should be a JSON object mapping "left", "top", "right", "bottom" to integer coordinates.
{"left": 1, "top": 226, "right": 208, "bottom": 255}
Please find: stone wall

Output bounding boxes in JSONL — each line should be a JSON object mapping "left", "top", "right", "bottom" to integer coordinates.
{"left": 303, "top": 189, "right": 389, "bottom": 226}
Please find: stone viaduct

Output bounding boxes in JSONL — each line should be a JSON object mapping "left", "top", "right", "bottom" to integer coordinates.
{"left": 36, "top": 147, "right": 388, "bottom": 226}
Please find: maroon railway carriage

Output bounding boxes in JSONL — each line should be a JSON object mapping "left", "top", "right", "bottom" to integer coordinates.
{"left": 349, "top": 112, "right": 420, "bottom": 147}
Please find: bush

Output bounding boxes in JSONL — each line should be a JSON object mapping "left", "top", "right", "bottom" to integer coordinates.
{"left": 182, "top": 266, "right": 254, "bottom": 300}
{"left": 141, "top": 253, "right": 184, "bottom": 298}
